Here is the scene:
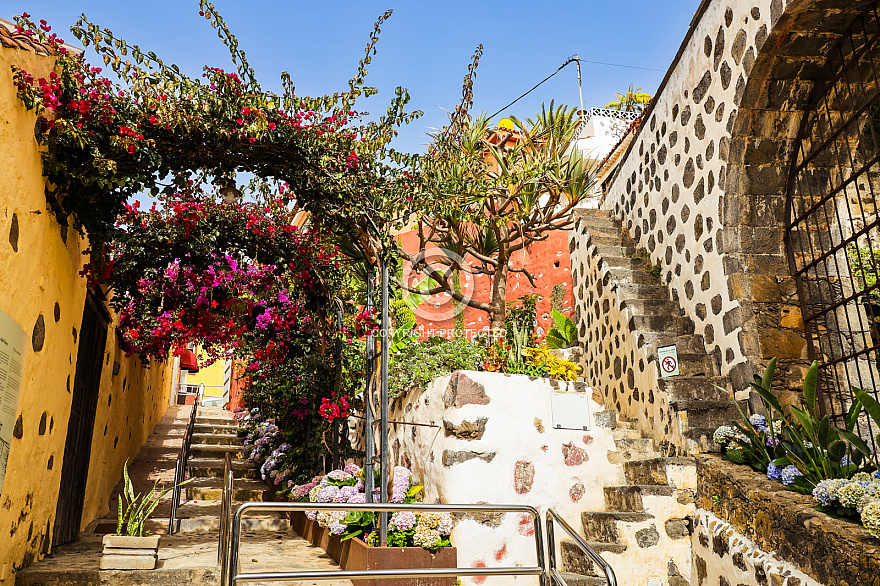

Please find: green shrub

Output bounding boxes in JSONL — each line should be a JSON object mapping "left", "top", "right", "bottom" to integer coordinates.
{"left": 389, "top": 337, "right": 487, "bottom": 398}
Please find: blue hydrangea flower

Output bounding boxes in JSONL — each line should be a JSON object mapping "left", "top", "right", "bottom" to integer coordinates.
{"left": 781, "top": 465, "right": 803, "bottom": 487}
{"left": 748, "top": 414, "right": 768, "bottom": 431}
{"left": 813, "top": 480, "right": 834, "bottom": 506}
{"left": 767, "top": 461, "right": 783, "bottom": 481}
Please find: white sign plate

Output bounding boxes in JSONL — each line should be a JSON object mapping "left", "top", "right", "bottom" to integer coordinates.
{"left": 658, "top": 344, "right": 680, "bottom": 377}
{"left": 0, "top": 310, "right": 26, "bottom": 496}
{"left": 550, "top": 391, "right": 591, "bottom": 431}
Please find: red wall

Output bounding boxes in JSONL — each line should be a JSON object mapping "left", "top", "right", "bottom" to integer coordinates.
{"left": 396, "top": 229, "right": 575, "bottom": 341}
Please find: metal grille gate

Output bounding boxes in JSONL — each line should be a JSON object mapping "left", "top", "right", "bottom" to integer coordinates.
{"left": 786, "top": 4, "right": 880, "bottom": 447}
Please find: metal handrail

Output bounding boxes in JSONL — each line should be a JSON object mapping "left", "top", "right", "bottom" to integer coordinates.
{"left": 546, "top": 508, "right": 617, "bottom": 586}
{"left": 168, "top": 400, "right": 199, "bottom": 534}
{"left": 223, "top": 502, "right": 546, "bottom": 586}
{"left": 218, "top": 451, "right": 234, "bottom": 583}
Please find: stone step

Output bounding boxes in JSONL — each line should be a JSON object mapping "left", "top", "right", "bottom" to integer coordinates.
{"left": 623, "top": 457, "right": 693, "bottom": 486}
{"left": 595, "top": 244, "right": 636, "bottom": 258}
{"left": 649, "top": 352, "right": 719, "bottom": 377}
{"left": 636, "top": 332, "right": 706, "bottom": 353}
{"left": 603, "top": 485, "right": 677, "bottom": 513}
{"left": 578, "top": 215, "right": 620, "bottom": 230}
{"left": 192, "top": 433, "right": 242, "bottom": 446}
{"left": 614, "top": 282, "right": 669, "bottom": 301}
{"left": 171, "top": 502, "right": 289, "bottom": 533}
{"left": 561, "top": 539, "right": 627, "bottom": 577}
{"left": 604, "top": 267, "right": 658, "bottom": 285}
{"left": 619, "top": 298, "right": 680, "bottom": 316}
{"left": 186, "top": 477, "right": 269, "bottom": 501}
{"left": 669, "top": 399, "right": 739, "bottom": 428}
{"left": 194, "top": 423, "right": 239, "bottom": 435}
{"left": 660, "top": 376, "right": 730, "bottom": 404}
{"left": 580, "top": 511, "right": 654, "bottom": 543}
{"left": 602, "top": 256, "right": 649, "bottom": 271}
{"left": 611, "top": 428, "right": 643, "bottom": 440}
{"left": 189, "top": 443, "right": 243, "bottom": 459}
{"left": 629, "top": 314, "right": 694, "bottom": 335}
{"left": 195, "top": 416, "right": 234, "bottom": 426}
{"left": 556, "top": 571, "right": 608, "bottom": 586}
{"left": 613, "top": 437, "right": 654, "bottom": 453}
{"left": 188, "top": 457, "right": 259, "bottom": 479}
{"left": 573, "top": 208, "right": 613, "bottom": 220}
{"left": 588, "top": 233, "right": 630, "bottom": 247}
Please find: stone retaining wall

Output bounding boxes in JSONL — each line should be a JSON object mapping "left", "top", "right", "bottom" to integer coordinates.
{"left": 695, "top": 455, "right": 880, "bottom": 586}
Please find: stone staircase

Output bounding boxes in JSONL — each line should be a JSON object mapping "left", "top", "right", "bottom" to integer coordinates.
{"left": 569, "top": 208, "right": 737, "bottom": 455}
{"left": 560, "top": 418, "right": 696, "bottom": 586}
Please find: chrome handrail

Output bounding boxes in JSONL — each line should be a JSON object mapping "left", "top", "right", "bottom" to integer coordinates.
{"left": 218, "top": 451, "right": 234, "bottom": 582}
{"left": 168, "top": 400, "right": 199, "bottom": 534}
{"left": 546, "top": 508, "right": 617, "bottom": 586}
{"left": 223, "top": 502, "right": 546, "bottom": 585}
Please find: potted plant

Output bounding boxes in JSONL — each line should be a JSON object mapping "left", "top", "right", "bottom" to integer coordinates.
{"left": 100, "top": 461, "right": 185, "bottom": 570}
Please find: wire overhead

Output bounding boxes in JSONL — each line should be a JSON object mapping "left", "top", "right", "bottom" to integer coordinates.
{"left": 488, "top": 57, "right": 664, "bottom": 120}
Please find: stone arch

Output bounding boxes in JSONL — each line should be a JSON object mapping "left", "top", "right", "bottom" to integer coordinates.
{"left": 720, "top": 0, "right": 878, "bottom": 399}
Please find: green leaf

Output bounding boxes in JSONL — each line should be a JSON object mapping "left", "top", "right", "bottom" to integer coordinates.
{"left": 846, "top": 395, "right": 862, "bottom": 432}
{"left": 839, "top": 428, "right": 872, "bottom": 457}
{"left": 761, "top": 358, "right": 777, "bottom": 393}
{"left": 827, "top": 439, "right": 846, "bottom": 462}
{"left": 803, "top": 360, "right": 819, "bottom": 414}
{"left": 817, "top": 416, "right": 830, "bottom": 448}
{"left": 853, "top": 386, "right": 880, "bottom": 429}
{"left": 727, "top": 450, "right": 746, "bottom": 464}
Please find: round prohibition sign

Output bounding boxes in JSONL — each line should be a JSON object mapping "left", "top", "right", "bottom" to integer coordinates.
{"left": 661, "top": 356, "right": 677, "bottom": 373}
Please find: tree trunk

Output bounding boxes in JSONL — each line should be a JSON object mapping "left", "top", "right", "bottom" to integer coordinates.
{"left": 489, "top": 230, "right": 510, "bottom": 337}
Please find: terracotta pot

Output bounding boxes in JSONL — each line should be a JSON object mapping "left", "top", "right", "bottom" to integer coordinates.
{"left": 290, "top": 512, "right": 457, "bottom": 586}
{"left": 100, "top": 534, "right": 160, "bottom": 570}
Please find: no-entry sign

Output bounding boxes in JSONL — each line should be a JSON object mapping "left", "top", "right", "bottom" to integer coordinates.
{"left": 658, "top": 345, "right": 680, "bottom": 377}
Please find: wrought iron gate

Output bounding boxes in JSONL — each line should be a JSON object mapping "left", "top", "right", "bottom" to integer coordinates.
{"left": 786, "top": 4, "right": 880, "bottom": 446}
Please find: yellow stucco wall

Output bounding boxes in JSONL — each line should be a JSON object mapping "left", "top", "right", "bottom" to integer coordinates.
{"left": 0, "top": 45, "right": 173, "bottom": 582}
{"left": 186, "top": 349, "right": 227, "bottom": 399}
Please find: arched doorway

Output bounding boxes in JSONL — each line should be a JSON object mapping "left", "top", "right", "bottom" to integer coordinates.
{"left": 785, "top": 4, "right": 880, "bottom": 441}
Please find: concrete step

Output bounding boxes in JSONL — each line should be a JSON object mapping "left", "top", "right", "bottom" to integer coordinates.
{"left": 623, "top": 457, "right": 694, "bottom": 486}
{"left": 603, "top": 484, "right": 677, "bottom": 513}
{"left": 189, "top": 443, "right": 243, "bottom": 459}
{"left": 194, "top": 423, "right": 239, "bottom": 435}
{"left": 669, "top": 399, "right": 739, "bottom": 428}
{"left": 188, "top": 457, "right": 259, "bottom": 479}
{"left": 186, "top": 477, "right": 269, "bottom": 501}
{"left": 629, "top": 314, "right": 694, "bottom": 335}
{"left": 171, "top": 502, "right": 289, "bottom": 533}
{"left": 612, "top": 428, "right": 644, "bottom": 440}
{"left": 192, "top": 433, "right": 242, "bottom": 446}
{"left": 580, "top": 511, "right": 654, "bottom": 543}
{"left": 578, "top": 215, "right": 620, "bottom": 230}
{"left": 561, "top": 539, "right": 627, "bottom": 577}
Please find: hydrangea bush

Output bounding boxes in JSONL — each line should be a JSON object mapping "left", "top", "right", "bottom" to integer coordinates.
{"left": 287, "top": 464, "right": 453, "bottom": 549}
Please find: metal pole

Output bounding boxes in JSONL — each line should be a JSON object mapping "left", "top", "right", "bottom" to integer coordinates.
{"left": 364, "top": 265, "right": 375, "bottom": 503}
{"left": 575, "top": 54, "right": 585, "bottom": 122}
{"left": 332, "top": 303, "right": 343, "bottom": 470}
{"left": 379, "top": 258, "right": 390, "bottom": 545}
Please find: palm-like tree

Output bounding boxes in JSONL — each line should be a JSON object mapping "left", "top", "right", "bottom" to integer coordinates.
{"left": 605, "top": 84, "right": 651, "bottom": 113}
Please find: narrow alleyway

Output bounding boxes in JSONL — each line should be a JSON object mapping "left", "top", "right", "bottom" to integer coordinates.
{"left": 16, "top": 405, "right": 353, "bottom": 586}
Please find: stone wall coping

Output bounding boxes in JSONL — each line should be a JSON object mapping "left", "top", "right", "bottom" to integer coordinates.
{"left": 696, "top": 455, "right": 880, "bottom": 586}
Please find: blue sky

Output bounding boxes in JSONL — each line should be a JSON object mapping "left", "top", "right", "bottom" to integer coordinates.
{"left": 7, "top": 1, "right": 699, "bottom": 155}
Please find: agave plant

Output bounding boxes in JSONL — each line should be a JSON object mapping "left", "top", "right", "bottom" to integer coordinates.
{"left": 116, "top": 460, "right": 188, "bottom": 537}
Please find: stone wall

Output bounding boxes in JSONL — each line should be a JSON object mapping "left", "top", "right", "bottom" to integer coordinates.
{"left": 577, "top": 0, "right": 879, "bottom": 401}
{"left": 388, "top": 370, "right": 694, "bottom": 586}
{"left": 695, "top": 456, "right": 880, "bottom": 586}
{"left": 0, "top": 43, "right": 173, "bottom": 583}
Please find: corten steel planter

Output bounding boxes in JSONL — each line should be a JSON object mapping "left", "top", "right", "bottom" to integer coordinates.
{"left": 290, "top": 511, "right": 457, "bottom": 586}
{"left": 100, "top": 534, "right": 160, "bottom": 570}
